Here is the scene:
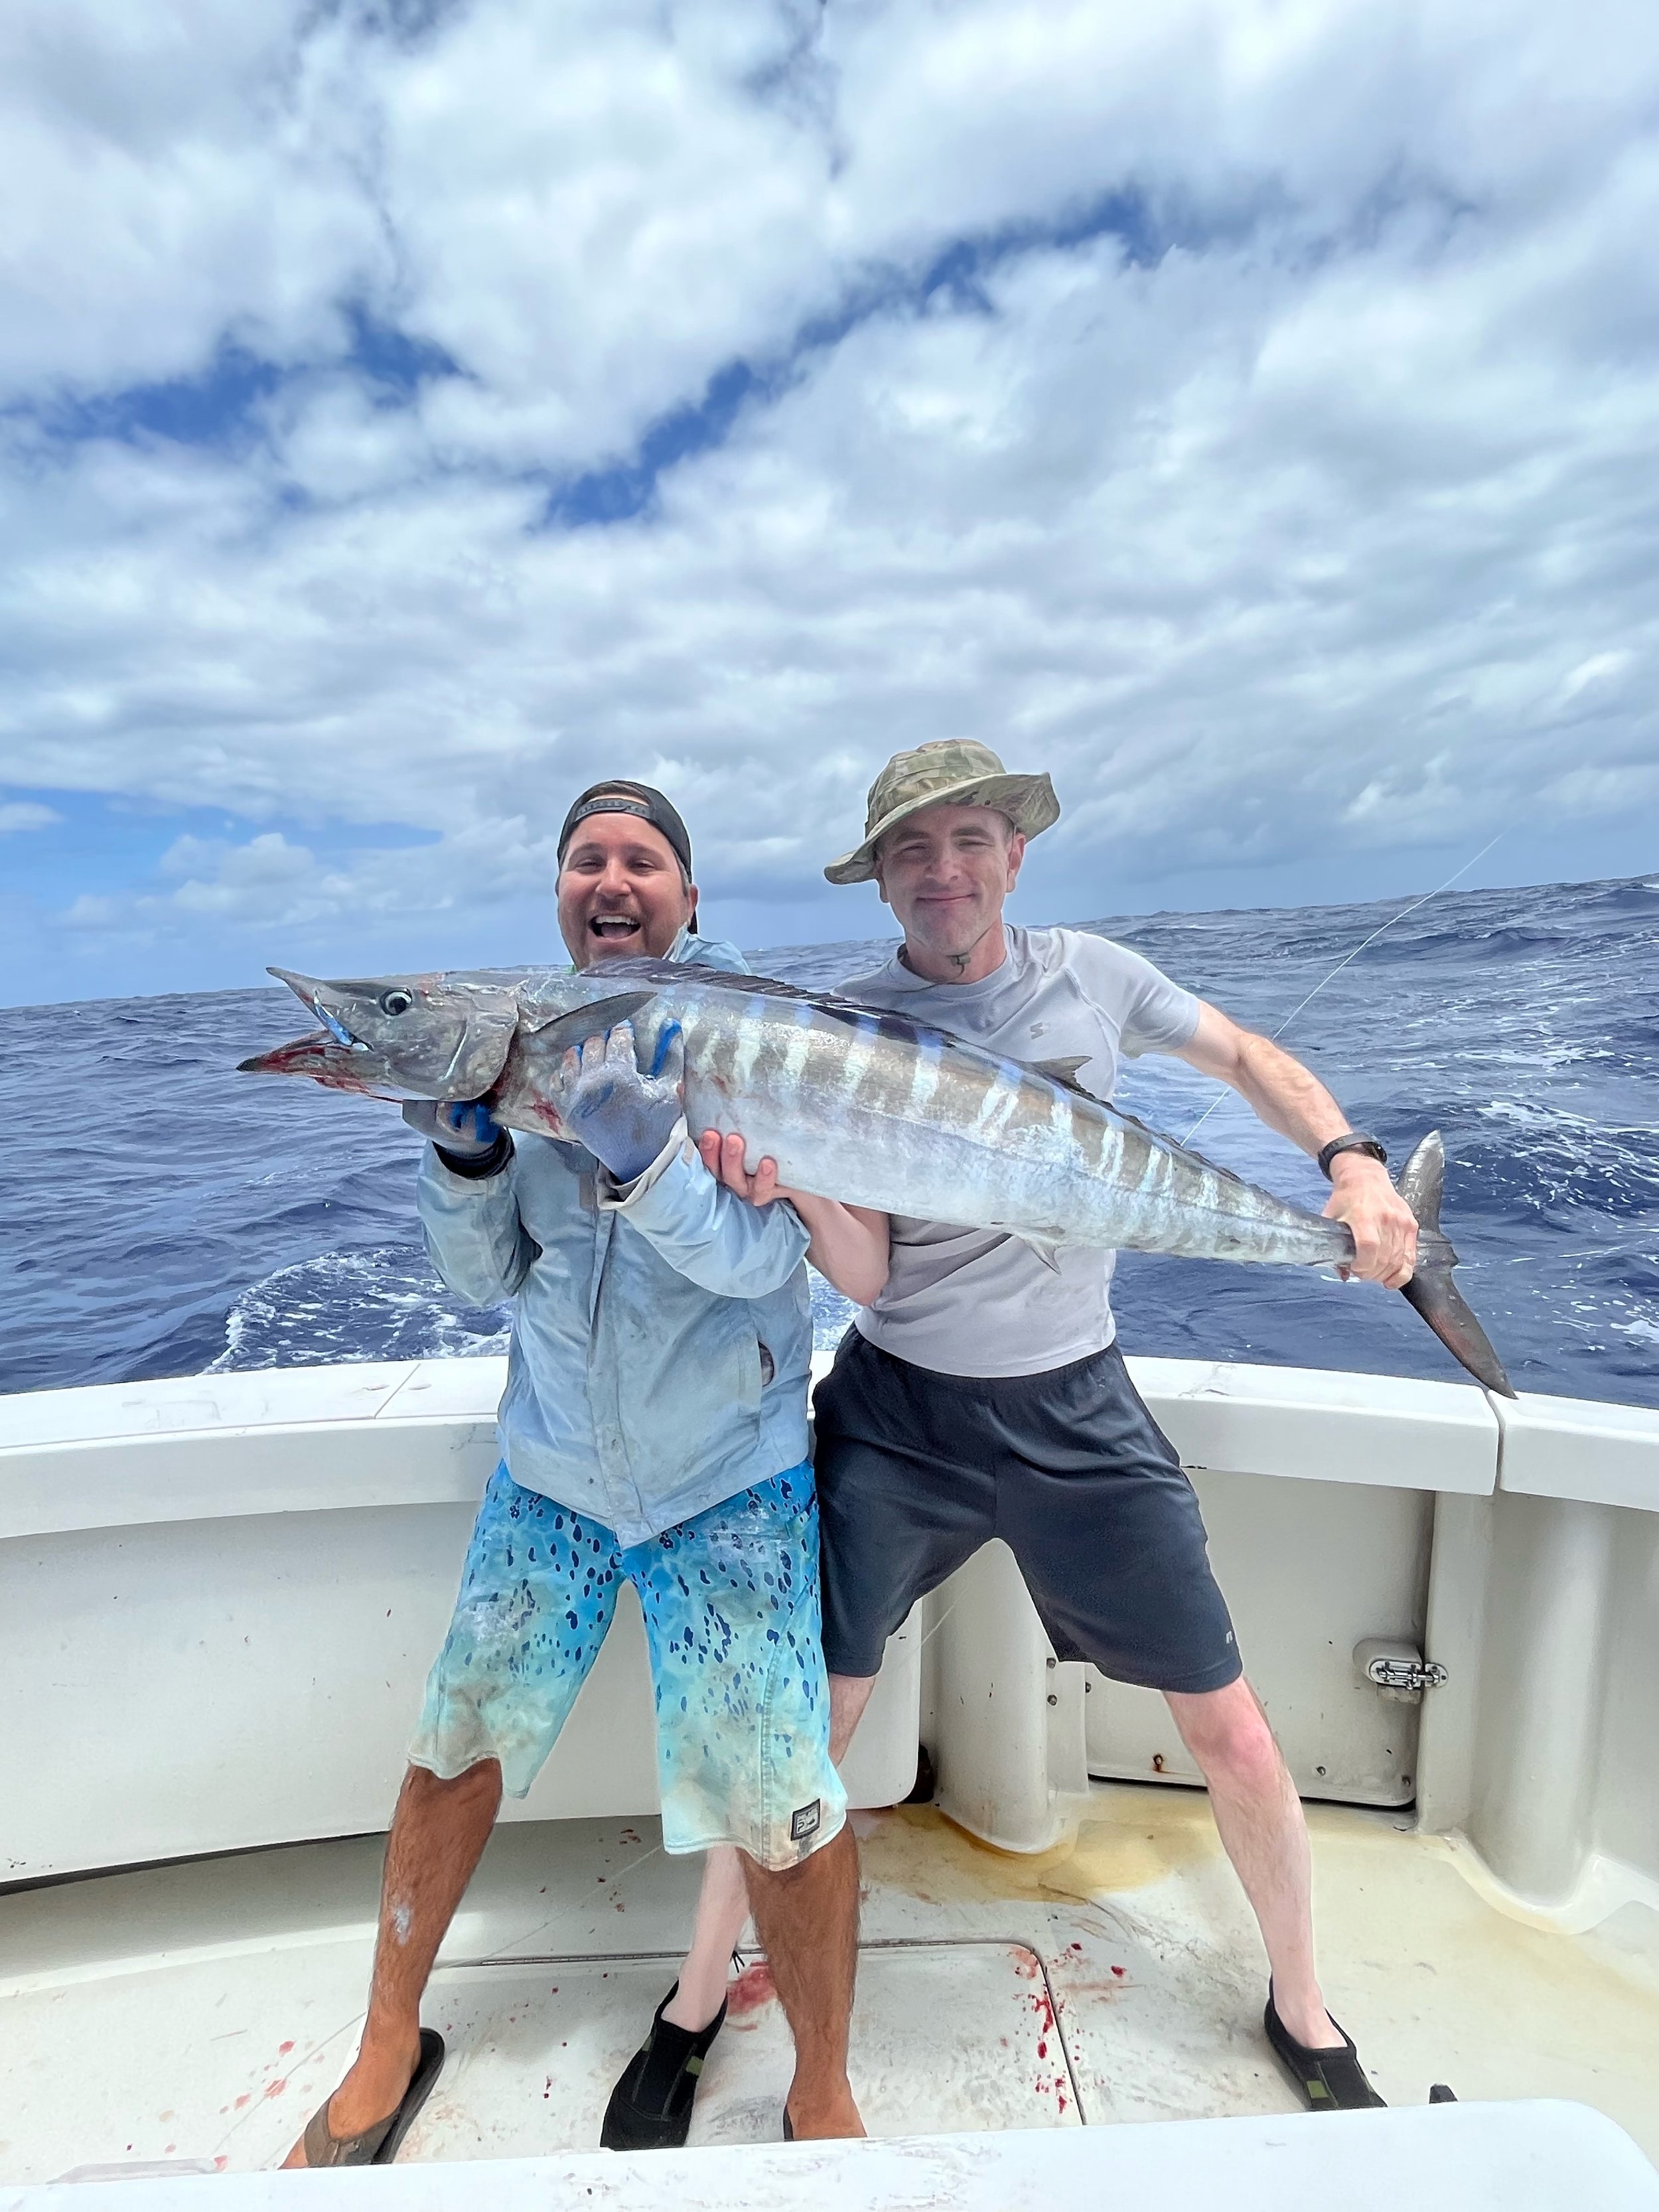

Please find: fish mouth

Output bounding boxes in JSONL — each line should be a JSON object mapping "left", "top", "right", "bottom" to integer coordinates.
{"left": 238, "top": 1028, "right": 401, "bottom": 1098}
{"left": 238, "top": 1030, "right": 339, "bottom": 1076}
{"left": 269, "top": 967, "right": 369, "bottom": 1051}
{"left": 312, "top": 999, "right": 367, "bottom": 1050}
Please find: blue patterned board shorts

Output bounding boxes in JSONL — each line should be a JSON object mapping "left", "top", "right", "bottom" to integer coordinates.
{"left": 408, "top": 1461, "right": 845, "bottom": 1870}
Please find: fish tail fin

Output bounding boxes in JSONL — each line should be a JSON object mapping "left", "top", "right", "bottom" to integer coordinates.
{"left": 1394, "top": 1131, "right": 1517, "bottom": 1398}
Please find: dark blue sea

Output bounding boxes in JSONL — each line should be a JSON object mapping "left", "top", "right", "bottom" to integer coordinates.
{"left": 2, "top": 874, "right": 1656, "bottom": 1407}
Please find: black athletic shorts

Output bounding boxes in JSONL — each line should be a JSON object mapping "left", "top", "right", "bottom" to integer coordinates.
{"left": 812, "top": 1330, "right": 1243, "bottom": 1694}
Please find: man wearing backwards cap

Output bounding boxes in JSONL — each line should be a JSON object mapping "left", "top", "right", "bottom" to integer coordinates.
{"left": 677, "top": 740, "right": 1416, "bottom": 2116}
{"left": 285, "top": 782, "right": 880, "bottom": 2169}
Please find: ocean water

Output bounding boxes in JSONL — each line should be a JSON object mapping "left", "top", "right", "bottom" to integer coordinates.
{"left": 2, "top": 874, "right": 1656, "bottom": 1408}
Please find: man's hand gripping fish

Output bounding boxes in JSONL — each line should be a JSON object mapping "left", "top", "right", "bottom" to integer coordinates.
{"left": 241, "top": 956, "right": 1515, "bottom": 1396}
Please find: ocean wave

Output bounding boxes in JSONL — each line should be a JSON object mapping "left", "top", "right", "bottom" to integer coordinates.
{"left": 210, "top": 1247, "right": 864, "bottom": 1375}
{"left": 211, "top": 1246, "right": 512, "bottom": 1371}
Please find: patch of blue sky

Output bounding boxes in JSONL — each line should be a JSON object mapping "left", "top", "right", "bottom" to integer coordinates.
{"left": 19, "top": 305, "right": 461, "bottom": 457}
{"left": 0, "top": 788, "right": 437, "bottom": 909}
{"left": 544, "top": 186, "right": 1166, "bottom": 528}
{"left": 18, "top": 185, "right": 1173, "bottom": 526}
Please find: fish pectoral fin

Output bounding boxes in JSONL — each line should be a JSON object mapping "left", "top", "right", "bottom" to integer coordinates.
{"left": 1011, "top": 1228, "right": 1065, "bottom": 1273}
{"left": 519, "top": 991, "right": 660, "bottom": 1051}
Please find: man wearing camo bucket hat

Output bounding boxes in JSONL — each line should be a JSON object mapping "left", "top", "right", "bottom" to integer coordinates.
{"left": 664, "top": 735, "right": 1417, "bottom": 2120}
{"left": 822, "top": 737, "right": 1061, "bottom": 887}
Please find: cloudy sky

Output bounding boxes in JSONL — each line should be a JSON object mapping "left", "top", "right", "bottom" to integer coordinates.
{"left": 2, "top": 0, "right": 1656, "bottom": 1005}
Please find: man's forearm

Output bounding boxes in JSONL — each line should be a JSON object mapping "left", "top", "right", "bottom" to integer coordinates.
{"left": 1224, "top": 1031, "right": 1353, "bottom": 1158}
{"left": 788, "top": 1194, "right": 889, "bottom": 1306}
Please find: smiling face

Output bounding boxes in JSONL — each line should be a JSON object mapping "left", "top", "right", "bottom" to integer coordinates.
{"left": 556, "top": 809, "right": 697, "bottom": 967}
{"left": 873, "top": 801, "right": 1026, "bottom": 980}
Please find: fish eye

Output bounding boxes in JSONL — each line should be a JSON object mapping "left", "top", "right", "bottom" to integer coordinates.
{"left": 380, "top": 989, "right": 415, "bottom": 1017}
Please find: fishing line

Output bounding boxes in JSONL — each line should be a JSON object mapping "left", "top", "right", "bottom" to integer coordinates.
{"left": 1181, "top": 830, "right": 1506, "bottom": 1143}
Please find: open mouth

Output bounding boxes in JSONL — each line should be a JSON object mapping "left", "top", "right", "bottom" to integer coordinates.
{"left": 311, "top": 997, "right": 368, "bottom": 1050}
{"left": 588, "top": 915, "right": 644, "bottom": 943}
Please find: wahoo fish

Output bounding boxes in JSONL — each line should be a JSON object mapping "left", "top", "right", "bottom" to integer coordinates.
{"left": 240, "top": 956, "right": 1516, "bottom": 1396}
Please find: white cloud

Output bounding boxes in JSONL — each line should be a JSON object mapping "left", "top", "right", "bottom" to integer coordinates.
{"left": 3, "top": 0, "right": 1659, "bottom": 981}
{"left": 0, "top": 800, "right": 62, "bottom": 832}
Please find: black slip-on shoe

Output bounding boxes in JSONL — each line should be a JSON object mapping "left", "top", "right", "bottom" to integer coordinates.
{"left": 601, "top": 1983, "right": 727, "bottom": 2152}
{"left": 1264, "top": 1986, "right": 1386, "bottom": 2111}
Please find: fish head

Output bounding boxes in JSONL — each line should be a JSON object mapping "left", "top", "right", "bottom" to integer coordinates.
{"left": 263, "top": 968, "right": 520, "bottom": 1098}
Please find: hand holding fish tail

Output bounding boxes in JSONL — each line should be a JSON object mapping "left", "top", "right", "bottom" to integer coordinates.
{"left": 551, "top": 1021, "right": 685, "bottom": 1182}
{"left": 1323, "top": 1155, "right": 1417, "bottom": 1289}
{"left": 699, "top": 1129, "right": 891, "bottom": 1307}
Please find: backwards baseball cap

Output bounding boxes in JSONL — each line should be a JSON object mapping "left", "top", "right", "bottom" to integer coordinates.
{"left": 557, "top": 779, "right": 698, "bottom": 931}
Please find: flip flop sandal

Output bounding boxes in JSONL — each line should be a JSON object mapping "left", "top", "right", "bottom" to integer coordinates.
{"left": 1264, "top": 1987, "right": 1386, "bottom": 2111}
{"left": 601, "top": 1984, "right": 728, "bottom": 2153}
{"left": 299, "top": 2029, "right": 446, "bottom": 2168}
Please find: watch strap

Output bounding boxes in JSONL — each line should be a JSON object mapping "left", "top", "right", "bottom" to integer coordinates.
{"left": 1317, "top": 1132, "right": 1388, "bottom": 1181}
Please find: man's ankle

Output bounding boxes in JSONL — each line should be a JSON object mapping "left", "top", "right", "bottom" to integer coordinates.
{"left": 662, "top": 1974, "right": 728, "bottom": 2035}
{"left": 784, "top": 2078, "right": 864, "bottom": 2141}
{"left": 328, "top": 2031, "right": 421, "bottom": 2134}
{"left": 1272, "top": 1985, "right": 1341, "bottom": 2050}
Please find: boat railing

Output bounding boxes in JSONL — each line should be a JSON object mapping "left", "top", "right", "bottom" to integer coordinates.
{"left": 3, "top": 1355, "right": 1656, "bottom": 1934}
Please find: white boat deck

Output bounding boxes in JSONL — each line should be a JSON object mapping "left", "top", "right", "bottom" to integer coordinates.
{"left": 6, "top": 1355, "right": 1659, "bottom": 2201}
{"left": 5, "top": 1783, "right": 1658, "bottom": 2185}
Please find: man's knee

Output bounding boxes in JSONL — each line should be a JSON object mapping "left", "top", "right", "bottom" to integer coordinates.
{"left": 741, "top": 1822, "right": 855, "bottom": 1895}
{"left": 1167, "top": 1679, "right": 1282, "bottom": 1791}
{"left": 401, "top": 1757, "right": 502, "bottom": 1812}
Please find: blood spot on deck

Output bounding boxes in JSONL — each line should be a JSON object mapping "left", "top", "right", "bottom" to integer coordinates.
{"left": 264, "top": 2079, "right": 288, "bottom": 2099}
{"left": 278, "top": 2041, "right": 295, "bottom": 2056}
{"left": 726, "top": 1962, "right": 777, "bottom": 2022}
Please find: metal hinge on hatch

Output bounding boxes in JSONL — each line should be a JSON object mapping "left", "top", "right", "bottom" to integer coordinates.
{"left": 1353, "top": 1637, "right": 1448, "bottom": 1702}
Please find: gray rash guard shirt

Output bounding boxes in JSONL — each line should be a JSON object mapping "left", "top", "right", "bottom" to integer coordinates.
{"left": 839, "top": 925, "right": 1201, "bottom": 1378}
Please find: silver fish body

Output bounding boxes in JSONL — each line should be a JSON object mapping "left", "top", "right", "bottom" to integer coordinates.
{"left": 242, "top": 956, "right": 1512, "bottom": 1391}
{"left": 504, "top": 967, "right": 1354, "bottom": 1269}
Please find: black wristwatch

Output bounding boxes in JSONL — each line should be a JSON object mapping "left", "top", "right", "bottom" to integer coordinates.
{"left": 1317, "top": 1132, "right": 1388, "bottom": 1181}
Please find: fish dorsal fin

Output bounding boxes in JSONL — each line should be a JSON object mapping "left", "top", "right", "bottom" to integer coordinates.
{"left": 599, "top": 960, "right": 995, "bottom": 1061}
{"left": 1022, "top": 1053, "right": 1104, "bottom": 1100}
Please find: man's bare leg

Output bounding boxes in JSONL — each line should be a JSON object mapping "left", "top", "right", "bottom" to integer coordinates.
{"left": 282, "top": 1759, "right": 502, "bottom": 2166}
{"left": 741, "top": 1824, "right": 863, "bottom": 2139}
{"left": 666, "top": 1670, "right": 879, "bottom": 2035}
{"left": 663, "top": 1845, "right": 750, "bottom": 2031}
{"left": 1165, "top": 1678, "right": 1342, "bottom": 2049}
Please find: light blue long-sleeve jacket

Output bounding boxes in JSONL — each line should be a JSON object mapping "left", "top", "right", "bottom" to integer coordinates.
{"left": 415, "top": 930, "right": 813, "bottom": 1546}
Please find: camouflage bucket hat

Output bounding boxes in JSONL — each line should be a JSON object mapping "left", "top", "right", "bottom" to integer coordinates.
{"left": 824, "top": 739, "right": 1060, "bottom": 885}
